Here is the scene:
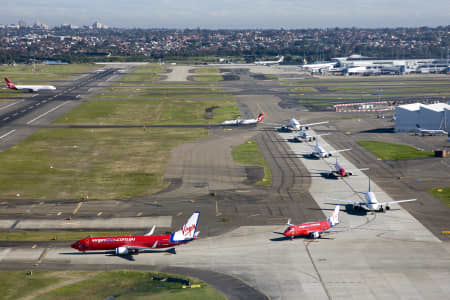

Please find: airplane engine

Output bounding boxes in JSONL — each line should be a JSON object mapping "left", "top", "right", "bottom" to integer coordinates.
{"left": 304, "top": 126, "right": 309, "bottom": 130}
{"left": 385, "top": 206, "right": 390, "bottom": 210}
{"left": 115, "top": 247, "right": 129, "bottom": 255}
{"left": 347, "top": 171, "right": 353, "bottom": 176}
{"left": 309, "top": 232, "right": 320, "bottom": 239}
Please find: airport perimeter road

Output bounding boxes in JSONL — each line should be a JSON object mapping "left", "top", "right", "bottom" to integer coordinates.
{"left": 0, "top": 68, "right": 117, "bottom": 151}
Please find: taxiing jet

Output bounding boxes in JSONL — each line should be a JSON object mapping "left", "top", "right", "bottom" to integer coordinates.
{"left": 294, "top": 131, "right": 329, "bottom": 142}
{"left": 71, "top": 211, "right": 200, "bottom": 255}
{"left": 314, "top": 155, "right": 369, "bottom": 178}
{"left": 254, "top": 56, "right": 284, "bottom": 66}
{"left": 414, "top": 124, "right": 448, "bottom": 136}
{"left": 265, "top": 118, "right": 328, "bottom": 132}
{"left": 340, "top": 178, "right": 416, "bottom": 212}
{"left": 283, "top": 205, "right": 340, "bottom": 239}
{"left": 221, "top": 113, "right": 264, "bottom": 126}
{"left": 309, "top": 138, "right": 351, "bottom": 158}
{"left": 4, "top": 77, "right": 56, "bottom": 92}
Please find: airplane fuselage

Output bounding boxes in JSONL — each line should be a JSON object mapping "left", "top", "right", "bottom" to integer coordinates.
{"left": 71, "top": 233, "right": 190, "bottom": 252}
{"left": 12, "top": 85, "right": 56, "bottom": 92}
{"left": 283, "top": 220, "right": 331, "bottom": 238}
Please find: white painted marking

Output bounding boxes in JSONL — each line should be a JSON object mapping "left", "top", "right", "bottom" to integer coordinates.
{"left": 26, "top": 102, "right": 68, "bottom": 125}
{"left": 0, "top": 248, "right": 11, "bottom": 262}
{"left": 0, "top": 129, "right": 16, "bottom": 139}
{"left": 42, "top": 100, "right": 47, "bottom": 103}
{"left": 3, "top": 117, "right": 10, "bottom": 121}
{"left": 0, "top": 100, "right": 24, "bottom": 111}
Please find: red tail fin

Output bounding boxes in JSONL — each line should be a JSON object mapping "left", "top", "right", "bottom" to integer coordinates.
{"left": 257, "top": 113, "right": 264, "bottom": 122}
{"left": 4, "top": 77, "right": 16, "bottom": 89}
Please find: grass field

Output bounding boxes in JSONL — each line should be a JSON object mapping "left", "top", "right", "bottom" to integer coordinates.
{"left": 0, "top": 270, "right": 226, "bottom": 300}
{"left": 195, "top": 67, "right": 220, "bottom": 73}
{"left": 103, "top": 87, "right": 225, "bottom": 93}
{"left": 193, "top": 75, "right": 223, "bottom": 82}
{"left": 289, "top": 87, "right": 318, "bottom": 93}
{"left": 0, "top": 231, "right": 135, "bottom": 242}
{"left": 429, "top": 187, "right": 450, "bottom": 207}
{"left": 0, "top": 64, "right": 98, "bottom": 83}
{"left": 0, "top": 99, "right": 239, "bottom": 200}
{"left": 357, "top": 140, "right": 435, "bottom": 160}
{"left": 264, "top": 74, "right": 278, "bottom": 79}
{"left": 118, "top": 74, "right": 162, "bottom": 82}
{"left": 232, "top": 141, "right": 272, "bottom": 186}
{"left": 130, "top": 64, "right": 167, "bottom": 74}
{"left": 55, "top": 100, "right": 239, "bottom": 125}
{"left": 0, "top": 127, "right": 206, "bottom": 200}
{"left": 112, "top": 82, "right": 220, "bottom": 87}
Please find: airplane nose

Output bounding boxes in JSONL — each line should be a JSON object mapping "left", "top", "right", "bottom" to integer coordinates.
{"left": 71, "top": 242, "right": 79, "bottom": 250}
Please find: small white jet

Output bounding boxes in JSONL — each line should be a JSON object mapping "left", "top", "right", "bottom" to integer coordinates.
{"left": 4, "top": 77, "right": 56, "bottom": 92}
{"left": 340, "top": 177, "right": 416, "bottom": 212}
{"left": 309, "top": 138, "right": 351, "bottom": 159}
{"left": 294, "top": 130, "right": 328, "bottom": 142}
{"left": 265, "top": 118, "right": 328, "bottom": 132}
{"left": 414, "top": 124, "right": 448, "bottom": 136}
{"left": 221, "top": 113, "right": 264, "bottom": 126}
{"left": 254, "top": 56, "right": 284, "bottom": 66}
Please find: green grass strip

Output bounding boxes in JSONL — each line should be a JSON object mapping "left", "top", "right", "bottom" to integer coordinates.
{"left": 357, "top": 140, "right": 434, "bottom": 160}
{"left": 232, "top": 141, "right": 272, "bottom": 186}
{"left": 0, "top": 231, "right": 135, "bottom": 242}
{"left": 429, "top": 187, "right": 450, "bottom": 207}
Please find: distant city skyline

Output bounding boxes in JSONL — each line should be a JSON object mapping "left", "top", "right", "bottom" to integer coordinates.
{"left": 1, "top": 0, "right": 449, "bottom": 29}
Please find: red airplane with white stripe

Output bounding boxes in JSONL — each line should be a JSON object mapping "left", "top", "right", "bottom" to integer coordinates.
{"left": 71, "top": 211, "right": 200, "bottom": 255}
{"left": 283, "top": 205, "right": 340, "bottom": 239}
{"left": 314, "top": 156, "right": 369, "bottom": 178}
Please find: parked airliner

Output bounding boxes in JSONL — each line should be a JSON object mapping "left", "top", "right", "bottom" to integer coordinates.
{"left": 71, "top": 211, "right": 200, "bottom": 255}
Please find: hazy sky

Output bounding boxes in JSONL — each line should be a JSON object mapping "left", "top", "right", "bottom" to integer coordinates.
{"left": 2, "top": 0, "right": 449, "bottom": 28}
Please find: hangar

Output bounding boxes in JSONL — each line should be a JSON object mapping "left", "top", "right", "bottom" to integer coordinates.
{"left": 395, "top": 103, "right": 450, "bottom": 132}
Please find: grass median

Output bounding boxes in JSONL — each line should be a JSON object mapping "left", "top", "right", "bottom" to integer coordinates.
{"left": 0, "top": 270, "right": 226, "bottom": 300}
{"left": 0, "top": 231, "right": 135, "bottom": 242}
{"left": 232, "top": 141, "right": 272, "bottom": 186}
{"left": 357, "top": 140, "right": 434, "bottom": 160}
{"left": 429, "top": 187, "right": 450, "bottom": 207}
{"left": 195, "top": 67, "right": 220, "bottom": 73}
{"left": 193, "top": 75, "right": 223, "bottom": 82}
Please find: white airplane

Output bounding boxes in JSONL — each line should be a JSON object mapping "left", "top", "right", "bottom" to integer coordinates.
{"left": 4, "top": 77, "right": 56, "bottom": 92}
{"left": 294, "top": 130, "right": 329, "bottom": 142}
{"left": 221, "top": 113, "right": 264, "bottom": 126}
{"left": 314, "top": 155, "right": 369, "bottom": 178}
{"left": 265, "top": 118, "right": 328, "bottom": 132}
{"left": 254, "top": 56, "right": 284, "bottom": 66}
{"left": 340, "top": 177, "right": 416, "bottom": 212}
{"left": 414, "top": 124, "right": 448, "bottom": 136}
{"left": 309, "top": 138, "right": 351, "bottom": 158}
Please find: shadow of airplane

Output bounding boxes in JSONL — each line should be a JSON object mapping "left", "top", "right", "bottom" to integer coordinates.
{"left": 59, "top": 248, "right": 177, "bottom": 261}
{"left": 270, "top": 233, "right": 334, "bottom": 242}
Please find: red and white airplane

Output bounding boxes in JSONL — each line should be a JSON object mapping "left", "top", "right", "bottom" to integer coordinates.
{"left": 4, "top": 77, "right": 56, "bottom": 92}
{"left": 265, "top": 118, "right": 328, "bottom": 132}
{"left": 221, "top": 113, "right": 264, "bottom": 126}
{"left": 314, "top": 156, "right": 369, "bottom": 178}
{"left": 71, "top": 211, "right": 200, "bottom": 255}
{"left": 283, "top": 205, "right": 340, "bottom": 239}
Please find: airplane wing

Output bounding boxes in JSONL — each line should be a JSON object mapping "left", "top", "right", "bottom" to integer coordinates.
{"left": 302, "top": 121, "right": 329, "bottom": 127}
{"left": 379, "top": 199, "right": 417, "bottom": 206}
{"left": 329, "top": 148, "right": 352, "bottom": 154}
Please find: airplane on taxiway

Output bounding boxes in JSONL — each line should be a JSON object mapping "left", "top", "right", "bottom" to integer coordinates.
{"left": 309, "top": 137, "right": 351, "bottom": 158}
{"left": 313, "top": 155, "right": 369, "bottom": 178}
{"left": 254, "top": 56, "right": 284, "bottom": 66}
{"left": 4, "top": 77, "right": 56, "bottom": 92}
{"left": 71, "top": 211, "right": 200, "bottom": 255}
{"left": 339, "top": 178, "right": 416, "bottom": 212}
{"left": 265, "top": 118, "right": 328, "bottom": 132}
{"left": 283, "top": 205, "right": 341, "bottom": 239}
{"left": 221, "top": 113, "right": 264, "bottom": 126}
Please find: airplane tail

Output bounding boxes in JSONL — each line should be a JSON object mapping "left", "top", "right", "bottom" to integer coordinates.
{"left": 170, "top": 211, "right": 200, "bottom": 242}
{"left": 278, "top": 56, "right": 284, "bottom": 63}
{"left": 257, "top": 113, "right": 264, "bottom": 122}
{"left": 4, "top": 77, "right": 16, "bottom": 89}
{"left": 328, "top": 205, "right": 340, "bottom": 227}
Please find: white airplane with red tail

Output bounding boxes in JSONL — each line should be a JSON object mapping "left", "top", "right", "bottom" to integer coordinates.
{"left": 221, "top": 113, "right": 264, "bottom": 126}
{"left": 4, "top": 77, "right": 56, "bottom": 92}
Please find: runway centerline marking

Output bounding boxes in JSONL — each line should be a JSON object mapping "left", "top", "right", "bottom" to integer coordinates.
{"left": 0, "top": 100, "right": 24, "bottom": 111}
{"left": 0, "top": 129, "right": 16, "bottom": 139}
{"left": 26, "top": 102, "right": 68, "bottom": 125}
{"left": 72, "top": 202, "right": 83, "bottom": 215}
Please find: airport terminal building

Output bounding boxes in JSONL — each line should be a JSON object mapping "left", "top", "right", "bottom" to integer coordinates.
{"left": 395, "top": 102, "right": 450, "bottom": 132}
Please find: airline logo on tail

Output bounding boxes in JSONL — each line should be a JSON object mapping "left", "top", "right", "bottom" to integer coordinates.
{"left": 257, "top": 113, "right": 264, "bottom": 123}
{"left": 328, "top": 205, "right": 340, "bottom": 227}
{"left": 4, "top": 77, "right": 16, "bottom": 89}
{"left": 171, "top": 211, "right": 200, "bottom": 242}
